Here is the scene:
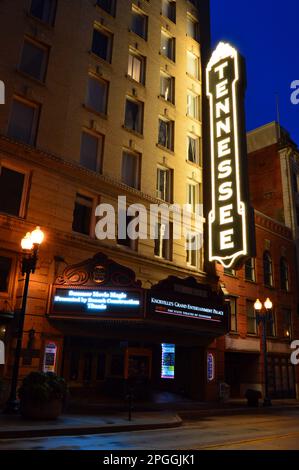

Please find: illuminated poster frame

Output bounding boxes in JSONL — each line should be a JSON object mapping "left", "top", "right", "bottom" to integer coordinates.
{"left": 161, "top": 343, "right": 175, "bottom": 380}
{"left": 206, "top": 42, "right": 254, "bottom": 269}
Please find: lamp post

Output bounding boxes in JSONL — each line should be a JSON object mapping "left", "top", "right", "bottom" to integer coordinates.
{"left": 4, "top": 227, "right": 44, "bottom": 413}
{"left": 254, "top": 297, "right": 273, "bottom": 407}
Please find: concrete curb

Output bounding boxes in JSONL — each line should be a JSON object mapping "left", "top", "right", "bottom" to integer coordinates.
{"left": 0, "top": 415, "right": 183, "bottom": 439}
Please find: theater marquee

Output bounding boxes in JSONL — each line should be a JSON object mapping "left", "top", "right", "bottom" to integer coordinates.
{"left": 206, "top": 42, "right": 254, "bottom": 269}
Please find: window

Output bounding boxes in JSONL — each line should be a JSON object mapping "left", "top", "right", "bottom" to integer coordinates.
{"left": 280, "top": 257, "right": 289, "bottom": 291}
{"left": 282, "top": 309, "right": 292, "bottom": 339}
{"left": 8, "top": 97, "right": 40, "bottom": 145}
{"left": 80, "top": 131, "right": 103, "bottom": 172}
{"left": 158, "top": 118, "right": 174, "bottom": 150}
{"left": 19, "top": 38, "right": 49, "bottom": 82}
{"left": 187, "top": 15, "right": 199, "bottom": 41}
{"left": 117, "top": 214, "right": 136, "bottom": 250}
{"left": 160, "top": 72, "right": 174, "bottom": 104}
{"left": 156, "top": 167, "right": 172, "bottom": 202}
{"left": 245, "top": 257, "right": 256, "bottom": 282}
{"left": 30, "top": 0, "right": 56, "bottom": 25}
{"left": 0, "top": 256, "right": 12, "bottom": 293}
{"left": 154, "top": 222, "right": 172, "bottom": 260}
{"left": 161, "top": 0, "right": 176, "bottom": 23}
{"left": 187, "top": 182, "right": 199, "bottom": 213}
{"left": 186, "top": 233, "right": 199, "bottom": 268}
{"left": 187, "top": 135, "right": 200, "bottom": 165}
{"left": 85, "top": 76, "right": 108, "bottom": 115}
{"left": 124, "top": 98, "right": 143, "bottom": 134}
{"left": 72, "top": 194, "right": 93, "bottom": 236}
{"left": 161, "top": 31, "right": 175, "bottom": 61}
{"left": 266, "top": 310, "right": 276, "bottom": 337}
{"left": 131, "top": 8, "right": 147, "bottom": 40}
{"left": 96, "top": 0, "right": 115, "bottom": 16}
{"left": 121, "top": 151, "right": 140, "bottom": 189}
{"left": 224, "top": 267, "right": 236, "bottom": 276}
{"left": 91, "top": 28, "right": 113, "bottom": 63}
{"left": 247, "top": 300, "right": 257, "bottom": 334}
{"left": 0, "top": 166, "right": 25, "bottom": 217}
{"left": 293, "top": 173, "right": 298, "bottom": 193}
{"left": 187, "top": 90, "right": 200, "bottom": 120}
{"left": 187, "top": 51, "right": 199, "bottom": 79}
{"left": 128, "top": 51, "right": 145, "bottom": 84}
{"left": 229, "top": 297, "right": 237, "bottom": 332}
{"left": 296, "top": 207, "right": 299, "bottom": 226}
{"left": 263, "top": 251, "right": 273, "bottom": 287}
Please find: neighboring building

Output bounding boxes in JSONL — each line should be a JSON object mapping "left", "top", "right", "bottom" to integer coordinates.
{"left": 217, "top": 210, "right": 299, "bottom": 399}
{"left": 247, "top": 121, "right": 299, "bottom": 270}
{"left": 0, "top": 0, "right": 227, "bottom": 403}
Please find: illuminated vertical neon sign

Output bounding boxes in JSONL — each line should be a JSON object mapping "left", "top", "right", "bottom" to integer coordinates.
{"left": 206, "top": 42, "right": 253, "bottom": 269}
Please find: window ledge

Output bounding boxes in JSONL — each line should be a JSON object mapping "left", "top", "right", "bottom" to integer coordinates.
{"left": 89, "top": 51, "right": 112, "bottom": 67}
{"left": 95, "top": 4, "right": 115, "bottom": 18}
{"left": 186, "top": 114, "right": 201, "bottom": 124}
{"left": 122, "top": 125, "right": 144, "bottom": 139}
{"left": 186, "top": 72, "right": 201, "bottom": 84}
{"left": 246, "top": 333, "right": 259, "bottom": 338}
{"left": 158, "top": 95, "right": 175, "bottom": 108}
{"left": 186, "top": 159, "right": 202, "bottom": 168}
{"left": 160, "top": 13, "right": 176, "bottom": 25}
{"left": 156, "top": 143, "right": 174, "bottom": 155}
{"left": 125, "top": 74, "right": 145, "bottom": 88}
{"left": 26, "top": 12, "right": 55, "bottom": 30}
{"left": 159, "top": 51, "right": 176, "bottom": 65}
{"left": 16, "top": 69, "right": 46, "bottom": 87}
{"left": 244, "top": 279, "right": 258, "bottom": 285}
{"left": 128, "top": 29, "right": 147, "bottom": 42}
{"left": 82, "top": 104, "right": 108, "bottom": 120}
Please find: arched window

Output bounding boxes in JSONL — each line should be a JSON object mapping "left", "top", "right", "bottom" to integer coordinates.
{"left": 280, "top": 257, "right": 289, "bottom": 291}
{"left": 263, "top": 251, "right": 273, "bottom": 287}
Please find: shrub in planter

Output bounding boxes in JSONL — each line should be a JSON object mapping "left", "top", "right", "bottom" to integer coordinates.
{"left": 19, "top": 371, "right": 67, "bottom": 420}
{"left": 245, "top": 388, "right": 262, "bottom": 407}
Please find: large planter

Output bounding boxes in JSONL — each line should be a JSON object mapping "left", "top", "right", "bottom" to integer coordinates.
{"left": 20, "top": 398, "right": 63, "bottom": 420}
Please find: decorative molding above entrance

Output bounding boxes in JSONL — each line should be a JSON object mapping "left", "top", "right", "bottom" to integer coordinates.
{"left": 54, "top": 252, "right": 141, "bottom": 289}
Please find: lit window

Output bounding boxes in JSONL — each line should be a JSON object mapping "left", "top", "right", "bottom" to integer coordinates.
{"left": 187, "top": 90, "right": 200, "bottom": 120}
{"left": 0, "top": 166, "right": 26, "bottom": 217}
{"left": 187, "top": 182, "right": 199, "bottom": 213}
{"left": 161, "top": 0, "right": 176, "bottom": 23}
{"left": 247, "top": 300, "right": 256, "bottom": 334}
{"left": 80, "top": 131, "right": 103, "bottom": 172}
{"left": 161, "top": 31, "right": 175, "bottom": 61}
{"left": 156, "top": 167, "right": 172, "bottom": 202}
{"left": 154, "top": 222, "right": 173, "bottom": 260}
{"left": 128, "top": 51, "right": 145, "bottom": 84}
{"left": 85, "top": 76, "right": 108, "bottom": 115}
{"left": 0, "top": 256, "right": 12, "bottom": 293}
{"left": 8, "top": 98, "right": 40, "bottom": 145}
{"left": 187, "top": 135, "right": 200, "bottom": 165}
{"left": 124, "top": 98, "right": 143, "bottom": 134}
{"left": 91, "top": 28, "right": 113, "bottom": 63}
{"left": 187, "top": 51, "right": 199, "bottom": 79}
{"left": 229, "top": 297, "right": 237, "bottom": 332}
{"left": 30, "top": 0, "right": 56, "bottom": 25}
{"left": 121, "top": 151, "right": 140, "bottom": 189}
{"left": 186, "top": 233, "right": 199, "bottom": 268}
{"left": 131, "top": 8, "right": 148, "bottom": 40}
{"left": 282, "top": 309, "right": 292, "bottom": 338}
{"left": 158, "top": 118, "right": 174, "bottom": 150}
{"left": 160, "top": 71, "right": 174, "bottom": 104}
{"left": 72, "top": 194, "right": 93, "bottom": 236}
{"left": 19, "top": 38, "right": 49, "bottom": 82}
{"left": 187, "top": 15, "right": 199, "bottom": 41}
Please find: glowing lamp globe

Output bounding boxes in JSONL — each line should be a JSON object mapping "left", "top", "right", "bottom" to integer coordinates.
{"left": 264, "top": 298, "right": 273, "bottom": 310}
{"left": 31, "top": 226, "right": 44, "bottom": 245}
{"left": 21, "top": 232, "right": 33, "bottom": 251}
{"left": 254, "top": 299, "right": 262, "bottom": 311}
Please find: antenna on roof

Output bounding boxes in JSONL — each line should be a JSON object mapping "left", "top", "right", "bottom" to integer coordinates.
{"left": 275, "top": 93, "right": 281, "bottom": 141}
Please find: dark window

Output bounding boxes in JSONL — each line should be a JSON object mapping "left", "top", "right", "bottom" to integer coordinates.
{"left": 280, "top": 257, "right": 289, "bottom": 291}
{"left": 92, "top": 28, "right": 113, "bottom": 63}
{"left": 224, "top": 267, "right": 236, "bottom": 276}
{"left": 247, "top": 300, "right": 257, "bottom": 334}
{"left": 83, "top": 352, "right": 93, "bottom": 381}
{"left": 0, "top": 256, "right": 12, "bottom": 293}
{"left": 121, "top": 151, "right": 140, "bottom": 189}
{"left": 245, "top": 257, "right": 256, "bottom": 282}
{"left": 80, "top": 132, "right": 103, "bottom": 172}
{"left": 161, "top": 32, "right": 175, "bottom": 61}
{"left": 124, "top": 98, "right": 143, "bottom": 134}
{"left": 282, "top": 309, "right": 292, "bottom": 338}
{"left": 161, "top": 0, "right": 176, "bottom": 23}
{"left": 117, "top": 214, "right": 136, "bottom": 249}
{"left": 131, "top": 9, "right": 147, "bottom": 39}
{"left": 72, "top": 193, "right": 93, "bottom": 235}
{"left": 30, "top": 0, "right": 56, "bottom": 25}
{"left": 96, "top": 0, "right": 115, "bottom": 16}
{"left": 19, "top": 39, "right": 49, "bottom": 82}
{"left": 187, "top": 15, "right": 199, "bottom": 41}
{"left": 158, "top": 118, "right": 174, "bottom": 150}
{"left": 96, "top": 353, "right": 106, "bottom": 380}
{"left": 187, "top": 135, "right": 200, "bottom": 164}
{"left": 69, "top": 351, "right": 80, "bottom": 381}
{"left": 8, "top": 98, "right": 39, "bottom": 145}
{"left": 266, "top": 310, "right": 276, "bottom": 337}
{"left": 293, "top": 173, "right": 298, "bottom": 193}
{"left": 0, "top": 167, "right": 25, "bottom": 217}
{"left": 85, "top": 76, "right": 108, "bottom": 115}
{"left": 263, "top": 251, "right": 273, "bottom": 287}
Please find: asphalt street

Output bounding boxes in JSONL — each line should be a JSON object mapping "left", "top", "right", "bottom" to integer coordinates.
{"left": 0, "top": 410, "right": 299, "bottom": 450}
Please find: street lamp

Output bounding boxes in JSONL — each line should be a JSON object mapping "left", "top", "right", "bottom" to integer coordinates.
{"left": 254, "top": 297, "right": 273, "bottom": 407}
{"left": 4, "top": 227, "right": 44, "bottom": 413}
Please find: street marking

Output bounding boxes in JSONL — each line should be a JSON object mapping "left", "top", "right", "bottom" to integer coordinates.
{"left": 196, "top": 430, "right": 299, "bottom": 449}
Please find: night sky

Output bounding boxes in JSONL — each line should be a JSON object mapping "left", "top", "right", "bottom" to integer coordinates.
{"left": 210, "top": 0, "right": 299, "bottom": 145}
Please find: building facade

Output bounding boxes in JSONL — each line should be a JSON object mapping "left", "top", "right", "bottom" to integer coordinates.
{"left": 0, "top": 0, "right": 228, "bottom": 403}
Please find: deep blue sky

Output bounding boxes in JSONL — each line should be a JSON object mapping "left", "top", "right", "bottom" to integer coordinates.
{"left": 210, "top": 0, "right": 299, "bottom": 144}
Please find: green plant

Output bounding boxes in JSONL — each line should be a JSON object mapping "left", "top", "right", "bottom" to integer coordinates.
{"left": 19, "top": 372, "right": 67, "bottom": 403}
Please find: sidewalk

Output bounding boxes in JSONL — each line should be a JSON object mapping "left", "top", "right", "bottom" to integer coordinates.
{"left": 0, "top": 411, "right": 182, "bottom": 439}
